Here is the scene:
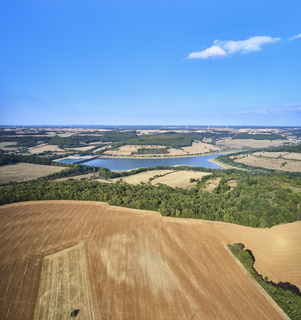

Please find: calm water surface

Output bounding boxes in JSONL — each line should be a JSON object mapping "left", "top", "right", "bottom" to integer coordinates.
{"left": 82, "top": 153, "right": 226, "bottom": 171}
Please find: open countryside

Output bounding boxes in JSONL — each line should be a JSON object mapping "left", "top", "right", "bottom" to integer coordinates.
{"left": 1, "top": 201, "right": 300, "bottom": 320}
{"left": 0, "top": 126, "right": 301, "bottom": 319}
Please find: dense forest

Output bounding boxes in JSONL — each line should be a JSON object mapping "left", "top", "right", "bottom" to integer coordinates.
{"left": 233, "top": 133, "right": 286, "bottom": 140}
{"left": 1, "top": 168, "right": 300, "bottom": 228}
{"left": 112, "top": 131, "right": 234, "bottom": 149}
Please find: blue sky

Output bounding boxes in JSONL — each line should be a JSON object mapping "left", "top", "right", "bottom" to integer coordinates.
{"left": 1, "top": 0, "right": 301, "bottom": 126}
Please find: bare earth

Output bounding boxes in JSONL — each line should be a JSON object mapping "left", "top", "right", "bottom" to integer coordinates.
{"left": 0, "top": 163, "right": 66, "bottom": 184}
{"left": 0, "top": 200, "right": 298, "bottom": 320}
{"left": 233, "top": 154, "right": 301, "bottom": 172}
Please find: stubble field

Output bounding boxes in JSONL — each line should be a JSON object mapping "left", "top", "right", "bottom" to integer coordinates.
{"left": 232, "top": 154, "right": 301, "bottom": 172}
{"left": 0, "top": 163, "right": 66, "bottom": 184}
{"left": 1, "top": 201, "right": 299, "bottom": 319}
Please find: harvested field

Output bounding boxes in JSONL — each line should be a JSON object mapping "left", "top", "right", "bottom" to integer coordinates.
{"left": 283, "top": 152, "right": 301, "bottom": 160}
{"left": 0, "top": 142, "right": 17, "bottom": 148}
{"left": 0, "top": 200, "right": 297, "bottom": 320}
{"left": 151, "top": 171, "right": 211, "bottom": 189}
{"left": 233, "top": 154, "right": 301, "bottom": 172}
{"left": 104, "top": 142, "right": 220, "bottom": 157}
{"left": 28, "top": 144, "right": 65, "bottom": 154}
{"left": 104, "top": 145, "right": 167, "bottom": 157}
{"left": 254, "top": 151, "right": 301, "bottom": 161}
{"left": 181, "top": 141, "right": 220, "bottom": 154}
{"left": 33, "top": 243, "right": 94, "bottom": 320}
{"left": 111, "top": 170, "right": 173, "bottom": 184}
{"left": 0, "top": 163, "right": 66, "bottom": 184}
{"left": 213, "top": 221, "right": 301, "bottom": 289}
{"left": 217, "top": 139, "right": 288, "bottom": 149}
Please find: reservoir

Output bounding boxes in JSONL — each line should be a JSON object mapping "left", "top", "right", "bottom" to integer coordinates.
{"left": 81, "top": 153, "right": 226, "bottom": 171}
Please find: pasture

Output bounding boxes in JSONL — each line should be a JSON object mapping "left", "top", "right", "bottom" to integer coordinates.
{"left": 0, "top": 200, "right": 298, "bottom": 319}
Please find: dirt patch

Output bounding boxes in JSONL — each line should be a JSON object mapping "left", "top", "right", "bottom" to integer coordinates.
{"left": 227, "top": 180, "right": 237, "bottom": 189}
{"left": 0, "top": 200, "right": 297, "bottom": 320}
{"left": 0, "top": 163, "right": 66, "bottom": 184}
{"left": 151, "top": 171, "right": 211, "bottom": 189}
{"left": 201, "top": 177, "right": 221, "bottom": 192}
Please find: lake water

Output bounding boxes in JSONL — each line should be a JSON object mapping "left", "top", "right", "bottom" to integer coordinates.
{"left": 81, "top": 153, "right": 226, "bottom": 171}
{"left": 55, "top": 157, "right": 95, "bottom": 164}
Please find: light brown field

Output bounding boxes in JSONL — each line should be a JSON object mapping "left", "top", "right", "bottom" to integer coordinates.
{"left": 233, "top": 154, "right": 301, "bottom": 172}
{"left": 111, "top": 170, "right": 173, "bottom": 184}
{"left": 181, "top": 141, "right": 221, "bottom": 154}
{"left": 1, "top": 201, "right": 298, "bottom": 320}
{"left": 150, "top": 171, "right": 211, "bottom": 189}
{"left": 217, "top": 139, "right": 288, "bottom": 149}
{"left": 33, "top": 243, "right": 94, "bottom": 320}
{"left": 254, "top": 151, "right": 301, "bottom": 161}
{"left": 104, "top": 145, "right": 167, "bottom": 157}
{"left": 28, "top": 144, "right": 65, "bottom": 154}
{"left": 0, "top": 142, "right": 17, "bottom": 148}
{"left": 0, "top": 163, "right": 66, "bottom": 184}
{"left": 201, "top": 177, "right": 221, "bottom": 192}
{"left": 103, "top": 142, "right": 220, "bottom": 158}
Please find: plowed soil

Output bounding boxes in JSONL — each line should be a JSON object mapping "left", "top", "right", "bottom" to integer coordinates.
{"left": 1, "top": 201, "right": 299, "bottom": 320}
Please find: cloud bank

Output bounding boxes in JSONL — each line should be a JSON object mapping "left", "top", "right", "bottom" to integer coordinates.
{"left": 187, "top": 35, "right": 281, "bottom": 59}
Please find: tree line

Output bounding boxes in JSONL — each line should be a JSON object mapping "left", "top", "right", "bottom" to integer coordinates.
{"left": 1, "top": 169, "right": 300, "bottom": 228}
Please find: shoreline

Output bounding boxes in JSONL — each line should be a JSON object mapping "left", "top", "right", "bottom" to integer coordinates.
{"left": 97, "top": 151, "right": 228, "bottom": 160}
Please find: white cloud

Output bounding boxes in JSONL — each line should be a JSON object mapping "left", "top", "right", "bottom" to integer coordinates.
{"left": 216, "top": 36, "right": 281, "bottom": 54}
{"left": 289, "top": 33, "right": 301, "bottom": 40}
{"left": 188, "top": 46, "right": 227, "bottom": 59}
{"left": 187, "top": 35, "right": 281, "bottom": 59}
